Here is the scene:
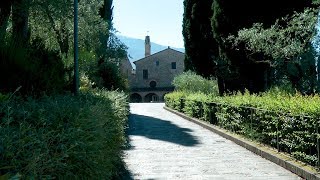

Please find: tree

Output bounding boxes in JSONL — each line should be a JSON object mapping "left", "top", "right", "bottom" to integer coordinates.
{"left": 100, "top": 0, "right": 113, "bottom": 23}
{"left": 31, "top": 0, "right": 76, "bottom": 57}
{"left": 228, "top": 9, "right": 317, "bottom": 61}
{"left": 30, "top": 0, "right": 108, "bottom": 57}
{"left": 182, "top": 0, "right": 218, "bottom": 78}
{"left": 211, "top": 0, "right": 314, "bottom": 93}
{"left": 227, "top": 8, "right": 318, "bottom": 93}
{"left": 0, "top": 0, "right": 128, "bottom": 92}
{"left": 12, "top": 0, "right": 31, "bottom": 43}
{"left": 99, "top": 0, "right": 113, "bottom": 45}
{"left": 0, "top": 0, "right": 13, "bottom": 41}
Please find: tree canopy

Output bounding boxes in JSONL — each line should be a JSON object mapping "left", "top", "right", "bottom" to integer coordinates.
{"left": 210, "top": 0, "right": 317, "bottom": 93}
{"left": 182, "top": 0, "right": 218, "bottom": 78}
{"left": 0, "top": 0, "right": 128, "bottom": 94}
{"left": 183, "top": 0, "right": 319, "bottom": 94}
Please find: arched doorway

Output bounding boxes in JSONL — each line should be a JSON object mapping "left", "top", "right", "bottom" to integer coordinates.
{"left": 144, "top": 93, "right": 159, "bottom": 102}
{"left": 130, "top": 93, "right": 142, "bottom": 103}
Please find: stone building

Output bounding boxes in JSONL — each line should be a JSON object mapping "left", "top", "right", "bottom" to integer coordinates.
{"left": 122, "top": 36, "right": 185, "bottom": 102}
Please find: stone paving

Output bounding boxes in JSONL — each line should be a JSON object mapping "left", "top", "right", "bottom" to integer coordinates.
{"left": 124, "top": 103, "right": 303, "bottom": 180}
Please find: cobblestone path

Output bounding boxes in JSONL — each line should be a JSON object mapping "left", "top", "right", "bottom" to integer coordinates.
{"left": 124, "top": 103, "right": 302, "bottom": 180}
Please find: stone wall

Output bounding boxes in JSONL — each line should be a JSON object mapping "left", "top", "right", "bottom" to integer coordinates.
{"left": 132, "top": 47, "right": 185, "bottom": 89}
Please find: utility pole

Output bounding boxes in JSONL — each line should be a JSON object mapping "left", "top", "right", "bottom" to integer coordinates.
{"left": 74, "top": 0, "right": 79, "bottom": 95}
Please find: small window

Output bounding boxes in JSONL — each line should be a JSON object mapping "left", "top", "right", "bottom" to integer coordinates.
{"left": 143, "top": 69, "right": 148, "bottom": 79}
{"left": 171, "top": 62, "right": 176, "bottom": 69}
{"left": 150, "top": 81, "right": 157, "bottom": 88}
{"left": 156, "top": 61, "right": 159, "bottom": 66}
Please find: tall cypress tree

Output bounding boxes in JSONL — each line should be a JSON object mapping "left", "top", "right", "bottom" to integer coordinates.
{"left": 182, "top": 0, "right": 218, "bottom": 78}
{"left": 182, "top": 0, "right": 194, "bottom": 72}
{"left": 100, "top": 0, "right": 113, "bottom": 29}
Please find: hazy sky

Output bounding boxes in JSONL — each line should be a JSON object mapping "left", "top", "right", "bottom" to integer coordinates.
{"left": 113, "top": 0, "right": 185, "bottom": 48}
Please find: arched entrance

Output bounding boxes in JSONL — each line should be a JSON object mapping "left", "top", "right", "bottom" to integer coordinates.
{"left": 130, "top": 93, "right": 142, "bottom": 103}
{"left": 144, "top": 93, "right": 159, "bottom": 102}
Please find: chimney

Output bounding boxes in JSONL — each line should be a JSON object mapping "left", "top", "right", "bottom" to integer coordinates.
{"left": 145, "top": 35, "right": 151, "bottom": 57}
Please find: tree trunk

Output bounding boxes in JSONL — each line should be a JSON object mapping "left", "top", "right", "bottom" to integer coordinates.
{"left": 60, "top": 18, "right": 69, "bottom": 57}
{"left": 12, "top": 0, "right": 30, "bottom": 43}
{"left": 217, "top": 76, "right": 225, "bottom": 96}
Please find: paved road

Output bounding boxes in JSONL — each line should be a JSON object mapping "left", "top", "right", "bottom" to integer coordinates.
{"left": 124, "top": 103, "right": 302, "bottom": 180}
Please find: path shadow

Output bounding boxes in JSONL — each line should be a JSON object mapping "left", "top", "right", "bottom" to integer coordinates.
{"left": 127, "top": 114, "right": 200, "bottom": 147}
{"left": 115, "top": 160, "right": 134, "bottom": 180}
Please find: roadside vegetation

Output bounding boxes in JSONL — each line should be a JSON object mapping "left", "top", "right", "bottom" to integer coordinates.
{"left": 0, "top": 0, "right": 131, "bottom": 179}
{"left": 165, "top": 72, "right": 320, "bottom": 168}
{"left": 0, "top": 90, "right": 129, "bottom": 179}
{"left": 178, "top": 1, "right": 320, "bottom": 169}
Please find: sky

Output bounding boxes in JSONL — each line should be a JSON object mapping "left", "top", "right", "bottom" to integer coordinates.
{"left": 113, "top": 0, "right": 185, "bottom": 48}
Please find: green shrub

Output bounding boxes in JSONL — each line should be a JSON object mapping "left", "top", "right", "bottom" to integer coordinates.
{"left": 165, "top": 88, "right": 320, "bottom": 167}
{"left": 183, "top": 93, "right": 210, "bottom": 121}
{"left": 91, "top": 60, "right": 128, "bottom": 91}
{"left": 164, "top": 91, "right": 187, "bottom": 111}
{"left": 0, "top": 37, "right": 66, "bottom": 96}
{"left": 0, "top": 90, "right": 129, "bottom": 179}
{"left": 172, "top": 71, "right": 218, "bottom": 95}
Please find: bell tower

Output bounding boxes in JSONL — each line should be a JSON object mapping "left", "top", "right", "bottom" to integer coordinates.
{"left": 145, "top": 35, "right": 151, "bottom": 57}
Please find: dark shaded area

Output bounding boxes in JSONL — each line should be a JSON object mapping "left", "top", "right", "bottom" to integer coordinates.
{"left": 144, "top": 93, "right": 159, "bottom": 102}
{"left": 127, "top": 114, "right": 200, "bottom": 147}
{"left": 183, "top": 0, "right": 218, "bottom": 78}
{"left": 130, "top": 93, "right": 142, "bottom": 103}
{"left": 115, "top": 162, "right": 134, "bottom": 180}
{"left": 211, "top": 0, "right": 314, "bottom": 94}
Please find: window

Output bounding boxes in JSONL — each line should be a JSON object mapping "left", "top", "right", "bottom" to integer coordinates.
{"left": 171, "top": 62, "right": 176, "bottom": 69}
{"left": 143, "top": 69, "right": 148, "bottom": 79}
{"left": 156, "top": 61, "right": 159, "bottom": 66}
{"left": 150, "top": 81, "right": 157, "bottom": 88}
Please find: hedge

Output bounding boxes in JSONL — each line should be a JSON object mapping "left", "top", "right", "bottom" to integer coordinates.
{"left": 164, "top": 91, "right": 320, "bottom": 167}
{"left": 0, "top": 90, "right": 129, "bottom": 179}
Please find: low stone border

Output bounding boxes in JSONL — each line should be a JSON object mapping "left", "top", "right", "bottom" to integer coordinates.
{"left": 164, "top": 106, "right": 320, "bottom": 180}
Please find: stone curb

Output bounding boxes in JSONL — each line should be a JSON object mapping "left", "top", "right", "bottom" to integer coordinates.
{"left": 164, "top": 106, "right": 320, "bottom": 180}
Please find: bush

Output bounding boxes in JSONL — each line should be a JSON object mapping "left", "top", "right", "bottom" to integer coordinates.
{"left": 183, "top": 93, "right": 211, "bottom": 121}
{"left": 164, "top": 91, "right": 187, "bottom": 111}
{"left": 0, "top": 90, "right": 129, "bottom": 179}
{"left": 91, "top": 60, "right": 128, "bottom": 92}
{"left": 0, "top": 37, "right": 66, "bottom": 96}
{"left": 165, "top": 88, "right": 320, "bottom": 167}
{"left": 172, "top": 71, "right": 218, "bottom": 95}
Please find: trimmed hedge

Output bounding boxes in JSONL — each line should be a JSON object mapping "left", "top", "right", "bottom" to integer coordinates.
{"left": 165, "top": 91, "right": 320, "bottom": 167}
{"left": 0, "top": 90, "right": 129, "bottom": 179}
{"left": 164, "top": 91, "right": 187, "bottom": 112}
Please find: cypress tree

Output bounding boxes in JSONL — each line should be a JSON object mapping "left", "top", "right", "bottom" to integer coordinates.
{"left": 182, "top": 0, "right": 219, "bottom": 78}
{"left": 182, "top": 0, "right": 194, "bottom": 72}
{"left": 99, "top": 0, "right": 114, "bottom": 48}
{"left": 100, "top": 0, "right": 113, "bottom": 28}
